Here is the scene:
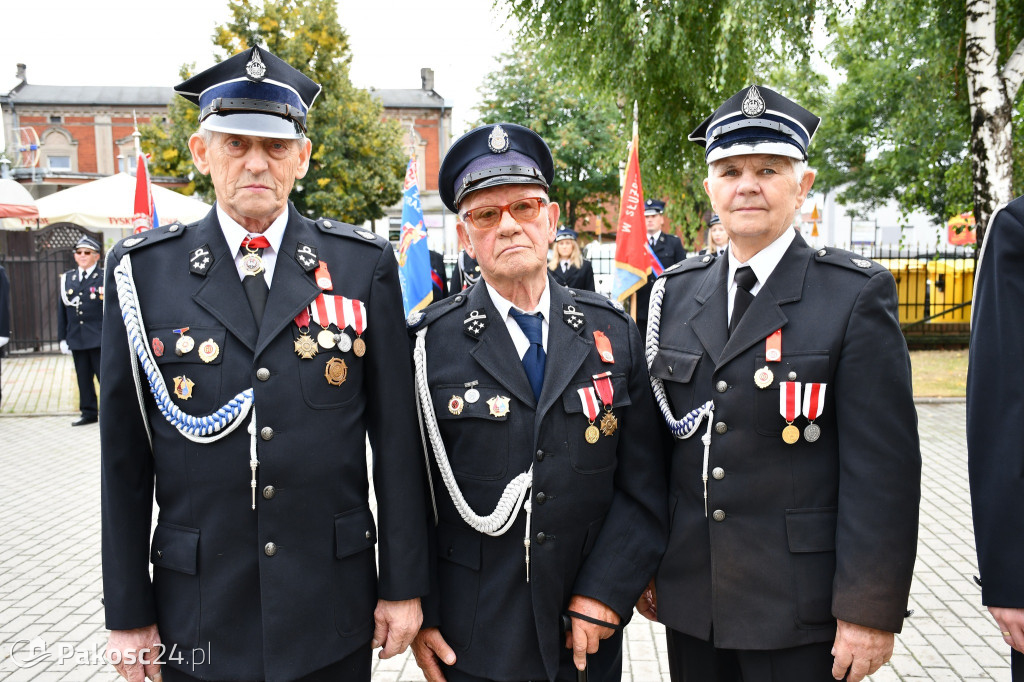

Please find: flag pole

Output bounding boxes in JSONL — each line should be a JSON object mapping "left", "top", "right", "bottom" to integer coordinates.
{"left": 629, "top": 101, "right": 639, "bottom": 321}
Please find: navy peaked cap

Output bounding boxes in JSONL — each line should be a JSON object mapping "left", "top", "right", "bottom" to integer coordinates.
{"left": 644, "top": 199, "right": 665, "bottom": 215}
{"left": 554, "top": 228, "right": 578, "bottom": 242}
{"left": 439, "top": 123, "right": 554, "bottom": 212}
{"left": 75, "top": 235, "right": 101, "bottom": 252}
{"left": 175, "top": 45, "right": 322, "bottom": 139}
{"left": 689, "top": 85, "right": 820, "bottom": 163}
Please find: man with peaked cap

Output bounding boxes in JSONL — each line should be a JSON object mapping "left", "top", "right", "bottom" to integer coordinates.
{"left": 634, "top": 199, "right": 686, "bottom": 341}
{"left": 408, "top": 122, "right": 668, "bottom": 682}
{"left": 100, "top": 44, "right": 429, "bottom": 682}
{"left": 639, "top": 84, "right": 921, "bottom": 682}
{"left": 967, "top": 194, "right": 1024, "bottom": 679}
{"left": 58, "top": 234, "right": 104, "bottom": 426}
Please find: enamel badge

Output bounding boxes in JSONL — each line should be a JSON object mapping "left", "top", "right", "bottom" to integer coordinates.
{"left": 324, "top": 358, "right": 348, "bottom": 386}
{"left": 487, "top": 395, "right": 511, "bottom": 418}
{"left": 246, "top": 49, "right": 267, "bottom": 81}
{"left": 173, "top": 376, "right": 195, "bottom": 400}
{"left": 742, "top": 85, "right": 766, "bottom": 118}
{"left": 487, "top": 124, "right": 510, "bottom": 153}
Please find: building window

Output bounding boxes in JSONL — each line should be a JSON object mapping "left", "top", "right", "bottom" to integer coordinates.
{"left": 49, "top": 115, "right": 63, "bottom": 124}
{"left": 48, "top": 155, "right": 71, "bottom": 170}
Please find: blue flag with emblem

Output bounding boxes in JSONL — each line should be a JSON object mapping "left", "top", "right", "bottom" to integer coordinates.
{"left": 397, "top": 156, "right": 433, "bottom": 316}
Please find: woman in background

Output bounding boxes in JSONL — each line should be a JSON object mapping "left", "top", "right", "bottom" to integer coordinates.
{"left": 549, "top": 228, "right": 595, "bottom": 292}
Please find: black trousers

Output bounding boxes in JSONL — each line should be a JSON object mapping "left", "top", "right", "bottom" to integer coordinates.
{"left": 441, "top": 630, "right": 622, "bottom": 682}
{"left": 71, "top": 346, "right": 101, "bottom": 417}
{"left": 159, "top": 643, "right": 372, "bottom": 682}
{"left": 666, "top": 628, "right": 836, "bottom": 682}
{"left": 1013, "top": 647, "right": 1023, "bottom": 680}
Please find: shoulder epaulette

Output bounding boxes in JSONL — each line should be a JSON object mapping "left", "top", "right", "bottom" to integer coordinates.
{"left": 316, "top": 218, "right": 388, "bottom": 249}
{"left": 661, "top": 253, "right": 717, "bottom": 278}
{"left": 407, "top": 289, "right": 471, "bottom": 330}
{"left": 566, "top": 288, "right": 631, "bottom": 321}
{"left": 114, "top": 222, "right": 188, "bottom": 253}
{"left": 813, "top": 247, "right": 886, "bottom": 277}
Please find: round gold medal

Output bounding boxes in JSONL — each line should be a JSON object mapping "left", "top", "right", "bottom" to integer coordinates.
{"left": 585, "top": 424, "right": 600, "bottom": 444}
{"left": 353, "top": 337, "right": 366, "bottom": 357}
{"left": 241, "top": 252, "right": 264, "bottom": 276}
{"left": 754, "top": 366, "right": 774, "bottom": 389}
{"left": 198, "top": 338, "right": 220, "bottom": 363}
{"left": 294, "top": 333, "right": 319, "bottom": 359}
{"left": 324, "top": 357, "right": 348, "bottom": 386}
{"left": 317, "top": 329, "right": 336, "bottom": 349}
{"left": 782, "top": 424, "right": 800, "bottom": 444}
{"left": 448, "top": 395, "right": 465, "bottom": 415}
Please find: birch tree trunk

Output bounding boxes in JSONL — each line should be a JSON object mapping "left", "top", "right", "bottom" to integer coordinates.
{"left": 965, "top": 0, "right": 1024, "bottom": 242}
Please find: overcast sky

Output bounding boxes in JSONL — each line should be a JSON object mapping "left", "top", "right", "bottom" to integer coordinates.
{"left": 1, "top": 0, "right": 516, "bottom": 134}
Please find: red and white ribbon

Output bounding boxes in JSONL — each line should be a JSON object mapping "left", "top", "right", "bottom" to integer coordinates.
{"left": 312, "top": 294, "right": 332, "bottom": 328}
{"left": 802, "top": 383, "right": 827, "bottom": 421}
{"left": 577, "top": 387, "right": 600, "bottom": 421}
{"left": 779, "top": 381, "right": 801, "bottom": 422}
{"left": 592, "top": 371, "right": 614, "bottom": 407}
{"left": 339, "top": 297, "right": 367, "bottom": 334}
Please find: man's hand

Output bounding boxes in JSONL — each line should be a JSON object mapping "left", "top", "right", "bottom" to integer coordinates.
{"left": 989, "top": 606, "right": 1024, "bottom": 653}
{"left": 372, "top": 598, "right": 423, "bottom": 659}
{"left": 635, "top": 580, "right": 657, "bottom": 622}
{"left": 106, "top": 624, "right": 163, "bottom": 682}
{"left": 60, "top": 340, "right": 71, "bottom": 355}
{"left": 565, "top": 595, "right": 620, "bottom": 672}
{"left": 831, "top": 620, "right": 893, "bottom": 681}
{"left": 411, "top": 627, "right": 455, "bottom": 682}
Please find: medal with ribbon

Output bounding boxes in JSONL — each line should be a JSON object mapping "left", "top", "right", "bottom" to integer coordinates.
{"left": 332, "top": 295, "right": 353, "bottom": 352}
{"left": 801, "top": 382, "right": 827, "bottom": 442}
{"left": 577, "top": 387, "right": 601, "bottom": 444}
{"left": 755, "top": 329, "right": 783, "bottom": 389}
{"left": 312, "top": 294, "right": 335, "bottom": 349}
{"left": 240, "top": 235, "right": 269, "bottom": 276}
{"left": 592, "top": 371, "right": 618, "bottom": 436}
{"left": 341, "top": 297, "right": 368, "bottom": 357}
{"left": 315, "top": 260, "right": 333, "bottom": 290}
{"left": 293, "top": 308, "right": 318, "bottom": 359}
{"left": 593, "top": 330, "right": 614, "bottom": 364}
{"left": 779, "top": 381, "right": 801, "bottom": 444}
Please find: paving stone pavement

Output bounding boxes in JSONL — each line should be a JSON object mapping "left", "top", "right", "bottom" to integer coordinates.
{"left": 0, "top": 402, "right": 1012, "bottom": 681}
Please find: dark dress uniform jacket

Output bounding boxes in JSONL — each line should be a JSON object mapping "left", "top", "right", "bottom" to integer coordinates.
{"left": 636, "top": 233, "right": 685, "bottom": 336}
{"left": 100, "top": 206, "right": 430, "bottom": 682}
{"left": 550, "top": 260, "right": 596, "bottom": 292}
{"left": 968, "top": 196, "right": 1024, "bottom": 608}
{"left": 411, "top": 277, "right": 668, "bottom": 681}
{"left": 58, "top": 266, "right": 104, "bottom": 350}
{"left": 650, "top": 234, "right": 920, "bottom": 650}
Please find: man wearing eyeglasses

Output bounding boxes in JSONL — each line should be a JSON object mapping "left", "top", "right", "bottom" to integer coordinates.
{"left": 408, "top": 122, "right": 668, "bottom": 682}
{"left": 58, "top": 235, "right": 104, "bottom": 426}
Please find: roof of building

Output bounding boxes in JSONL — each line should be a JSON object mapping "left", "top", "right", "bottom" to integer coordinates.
{"left": 371, "top": 88, "right": 447, "bottom": 109}
{"left": 4, "top": 84, "right": 174, "bottom": 107}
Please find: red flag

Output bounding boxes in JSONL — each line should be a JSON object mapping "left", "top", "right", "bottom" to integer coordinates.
{"left": 132, "top": 153, "right": 157, "bottom": 233}
{"left": 612, "top": 130, "right": 650, "bottom": 302}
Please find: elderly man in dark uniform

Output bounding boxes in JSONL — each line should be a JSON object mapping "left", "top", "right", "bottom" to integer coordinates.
{"left": 58, "top": 235, "right": 104, "bottom": 426}
{"left": 100, "top": 45, "right": 429, "bottom": 682}
{"left": 967, "top": 194, "right": 1024, "bottom": 679}
{"left": 408, "top": 122, "right": 668, "bottom": 682}
{"left": 635, "top": 199, "right": 685, "bottom": 340}
{"left": 641, "top": 85, "right": 921, "bottom": 682}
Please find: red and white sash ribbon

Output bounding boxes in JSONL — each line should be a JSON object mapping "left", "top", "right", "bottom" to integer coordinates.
{"left": 577, "top": 387, "right": 600, "bottom": 421}
{"left": 339, "top": 297, "right": 367, "bottom": 334}
{"left": 802, "top": 383, "right": 827, "bottom": 421}
{"left": 779, "top": 381, "right": 801, "bottom": 422}
{"left": 592, "top": 371, "right": 614, "bottom": 408}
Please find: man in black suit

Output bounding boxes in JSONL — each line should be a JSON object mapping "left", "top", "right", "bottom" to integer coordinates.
{"left": 100, "top": 45, "right": 429, "bottom": 682}
{"left": 58, "top": 235, "right": 104, "bottom": 426}
{"left": 635, "top": 199, "right": 686, "bottom": 340}
{"left": 409, "top": 122, "right": 668, "bottom": 682}
{"left": 642, "top": 85, "right": 920, "bottom": 682}
{"left": 0, "top": 264, "right": 10, "bottom": 405}
{"left": 967, "top": 194, "right": 1024, "bottom": 679}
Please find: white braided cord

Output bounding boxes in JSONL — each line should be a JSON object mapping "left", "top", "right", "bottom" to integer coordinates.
{"left": 413, "top": 327, "right": 532, "bottom": 536}
{"left": 114, "top": 253, "right": 253, "bottom": 443}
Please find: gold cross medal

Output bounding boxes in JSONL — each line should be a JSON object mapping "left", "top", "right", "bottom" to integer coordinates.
{"left": 592, "top": 372, "right": 618, "bottom": 436}
{"left": 578, "top": 387, "right": 601, "bottom": 444}
{"left": 292, "top": 309, "right": 318, "bottom": 359}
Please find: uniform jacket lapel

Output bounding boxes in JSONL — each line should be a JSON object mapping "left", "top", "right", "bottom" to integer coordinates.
{"left": 688, "top": 255, "right": 730, "bottom": 365}
{"left": 717, "top": 234, "right": 812, "bottom": 368}
{"left": 256, "top": 206, "right": 319, "bottom": 356}
{"left": 191, "top": 210, "right": 260, "bottom": 352}
{"left": 466, "top": 283, "right": 537, "bottom": 407}
{"left": 537, "top": 279, "right": 590, "bottom": 417}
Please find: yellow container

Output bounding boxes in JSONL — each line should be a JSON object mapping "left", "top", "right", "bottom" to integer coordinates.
{"left": 926, "top": 259, "right": 975, "bottom": 323}
{"left": 876, "top": 258, "right": 929, "bottom": 324}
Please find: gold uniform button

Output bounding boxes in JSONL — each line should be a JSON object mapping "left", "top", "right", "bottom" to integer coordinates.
{"left": 715, "top": 422, "right": 728, "bottom": 434}
{"left": 257, "top": 368, "right": 271, "bottom": 381}
{"left": 712, "top": 510, "right": 726, "bottom": 522}
{"left": 264, "top": 542, "right": 278, "bottom": 556}
{"left": 712, "top": 467, "right": 725, "bottom": 480}
{"left": 260, "top": 426, "right": 274, "bottom": 441}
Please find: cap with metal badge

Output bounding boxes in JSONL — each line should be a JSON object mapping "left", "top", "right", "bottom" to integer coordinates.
{"left": 74, "top": 235, "right": 101, "bottom": 253}
{"left": 644, "top": 199, "right": 665, "bottom": 216}
{"left": 174, "top": 45, "right": 322, "bottom": 140}
{"left": 554, "top": 228, "right": 578, "bottom": 242}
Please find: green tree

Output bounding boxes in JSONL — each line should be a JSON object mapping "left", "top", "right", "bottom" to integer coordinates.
{"left": 143, "top": 0, "right": 405, "bottom": 224}
{"left": 473, "top": 48, "right": 624, "bottom": 234}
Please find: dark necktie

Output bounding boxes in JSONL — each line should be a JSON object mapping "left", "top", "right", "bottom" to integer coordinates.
{"left": 510, "top": 309, "right": 546, "bottom": 401}
{"left": 729, "top": 266, "right": 757, "bottom": 336}
{"left": 241, "top": 236, "right": 270, "bottom": 326}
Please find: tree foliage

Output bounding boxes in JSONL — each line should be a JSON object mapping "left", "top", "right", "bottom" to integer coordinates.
{"left": 143, "top": 0, "right": 406, "bottom": 224}
{"left": 499, "top": 0, "right": 837, "bottom": 241}
{"left": 473, "top": 48, "right": 624, "bottom": 234}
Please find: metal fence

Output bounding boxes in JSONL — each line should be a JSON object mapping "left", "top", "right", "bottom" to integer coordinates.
{"left": 585, "top": 244, "right": 975, "bottom": 345}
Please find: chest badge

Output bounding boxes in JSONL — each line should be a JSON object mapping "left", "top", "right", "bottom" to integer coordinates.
{"left": 173, "top": 376, "right": 195, "bottom": 401}
{"left": 487, "top": 395, "right": 511, "bottom": 418}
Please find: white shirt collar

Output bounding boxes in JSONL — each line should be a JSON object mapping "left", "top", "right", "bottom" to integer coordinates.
{"left": 81, "top": 264, "right": 97, "bottom": 278}
{"left": 485, "top": 279, "right": 551, "bottom": 355}
{"left": 217, "top": 203, "right": 288, "bottom": 258}
{"left": 727, "top": 227, "right": 796, "bottom": 294}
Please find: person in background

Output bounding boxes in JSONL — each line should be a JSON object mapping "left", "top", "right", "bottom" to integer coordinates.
{"left": 967, "top": 194, "right": 1024, "bottom": 679}
{"left": 635, "top": 199, "right": 686, "bottom": 339}
{"left": 549, "top": 227, "right": 595, "bottom": 292}
{"left": 58, "top": 235, "right": 104, "bottom": 426}
{"left": 450, "top": 248, "right": 481, "bottom": 293}
{"left": 697, "top": 214, "right": 729, "bottom": 257}
{"left": 430, "top": 249, "right": 449, "bottom": 300}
